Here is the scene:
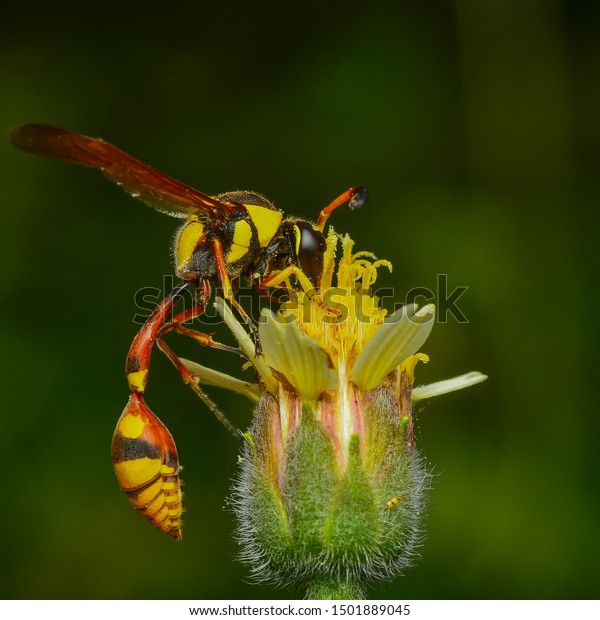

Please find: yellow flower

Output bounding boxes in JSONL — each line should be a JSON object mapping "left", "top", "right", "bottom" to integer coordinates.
{"left": 183, "top": 230, "right": 486, "bottom": 599}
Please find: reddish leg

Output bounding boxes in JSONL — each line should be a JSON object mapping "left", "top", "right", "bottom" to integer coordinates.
{"left": 155, "top": 283, "right": 239, "bottom": 436}
{"left": 157, "top": 281, "right": 240, "bottom": 356}
{"left": 156, "top": 331, "right": 239, "bottom": 437}
{"left": 212, "top": 237, "right": 262, "bottom": 353}
{"left": 126, "top": 279, "right": 238, "bottom": 435}
{"left": 254, "top": 280, "right": 286, "bottom": 303}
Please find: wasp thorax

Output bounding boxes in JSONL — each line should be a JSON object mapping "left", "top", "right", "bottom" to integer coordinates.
{"left": 175, "top": 217, "right": 212, "bottom": 279}
{"left": 215, "top": 190, "right": 276, "bottom": 210}
{"left": 174, "top": 191, "right": 284, "bottom": 280}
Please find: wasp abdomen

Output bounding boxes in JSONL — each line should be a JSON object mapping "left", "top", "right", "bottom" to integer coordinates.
{"left": 112, "top": 393, "right": 183, "bottom": 540}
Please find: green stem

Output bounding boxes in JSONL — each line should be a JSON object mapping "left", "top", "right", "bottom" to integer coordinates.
{"left": 307, "top": 576, "right": 364, "bottom": 600}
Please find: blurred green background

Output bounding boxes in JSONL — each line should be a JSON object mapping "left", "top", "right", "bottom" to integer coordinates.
{"left": 1, "top": 0, "right": 598, "bottom": 600}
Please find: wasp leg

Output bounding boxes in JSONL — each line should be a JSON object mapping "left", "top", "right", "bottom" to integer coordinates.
{"left": 253, "top": 280, "right": 286, "bottom": 304}
{"left": 212, "top": 237, "right": 262, "bottom": 354}
{"left": 155, "top": 288, "right": 239, "bottom": 437}
{"left": 315, "top": 186, "right": 369, "bottom": 232}
{"left": 261, "top": 265, "right": 342, "bottom": 318}
{"left": 158, "top": 283, "right": 241, "bottom": 357}
{"left": 260, "top": 264, "right": 314, "bottom": 293}
{"left": 113, "top": 281, "right": 191, "bottom": 541}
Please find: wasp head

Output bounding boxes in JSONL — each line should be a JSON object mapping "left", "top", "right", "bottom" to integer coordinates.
{"left": 254, "top": 219, "right": 326, "bottom": 285}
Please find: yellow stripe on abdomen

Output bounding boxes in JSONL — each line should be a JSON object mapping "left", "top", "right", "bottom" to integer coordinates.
{"left": 112, "top": 393, "right": 183, "bottom": 540}
{"left": 113, "top": 457, "right": 162, "bottom": 491}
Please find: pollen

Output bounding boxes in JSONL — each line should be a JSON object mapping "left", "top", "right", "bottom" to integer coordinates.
{"left": 200, "top": 229, "right": 484, "bottom": 418}
{"left": 280, "top": 230, "right": 391, "bottom": 372}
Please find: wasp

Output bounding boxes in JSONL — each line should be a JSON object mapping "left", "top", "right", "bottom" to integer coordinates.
{"left": 11, "top": 124, "right": 367, "bottom": 540}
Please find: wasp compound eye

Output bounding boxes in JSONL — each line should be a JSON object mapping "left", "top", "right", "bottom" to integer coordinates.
{"left": 295, "top": 222, "right": 326, "bottom": 281}
{"left": 349, "top": 186, "right": 369, "bottom": 210}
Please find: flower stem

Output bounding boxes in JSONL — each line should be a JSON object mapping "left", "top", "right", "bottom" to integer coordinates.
{"left": 307, "top": 576, "right": 364, "bottom": 600}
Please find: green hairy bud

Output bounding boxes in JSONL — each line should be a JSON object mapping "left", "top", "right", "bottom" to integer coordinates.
{"left": 234, "top": 385, "right": 429, "bottom": 598}
{"left": 183, "top": 231, "right": 486, "bottom": 599}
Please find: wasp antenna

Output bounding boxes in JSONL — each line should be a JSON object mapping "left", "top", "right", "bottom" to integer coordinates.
{"left": 348, "top": 186, "right": 369, "bottom": 210}
{"left": 316, "top": 186, "right": 368, "bottom": 232}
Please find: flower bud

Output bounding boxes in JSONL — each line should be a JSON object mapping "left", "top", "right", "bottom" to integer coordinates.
{"left": 234, "top": 370, "right": 430, "bottom": 598}
{"left": 184, "top": 231, "right": 487, "bottom": 598}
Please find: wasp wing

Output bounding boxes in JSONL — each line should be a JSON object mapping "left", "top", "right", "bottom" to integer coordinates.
{"left": 11, "top": 124, "right": 235, "bottom": 219}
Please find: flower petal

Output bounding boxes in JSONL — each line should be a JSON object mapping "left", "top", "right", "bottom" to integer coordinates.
{"left": 400, "top": 352, "right": 429, "bottom": 383}
{"left": 349, "top": 304, "right": 435, "bottom": 393}
{"left": 412, "top": 371, "right": 488, "bottom": 402}
{"left": 215, "top": 297, "right": 278, "bottom": 395}
{"left": 259, "top": 310, "right": 338, "bottom": 401}
{"left": 180, "top": 358, "right": 261, "bottom": 403}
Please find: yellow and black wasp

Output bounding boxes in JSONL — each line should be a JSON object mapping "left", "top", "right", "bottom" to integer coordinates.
{"left": 11, "top": 124, "right": 367, "bottom": 539}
